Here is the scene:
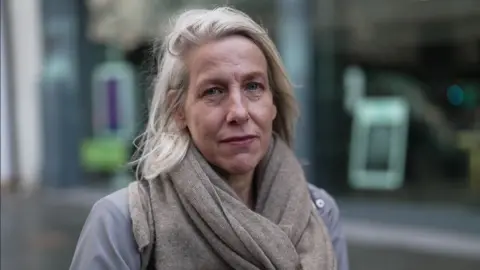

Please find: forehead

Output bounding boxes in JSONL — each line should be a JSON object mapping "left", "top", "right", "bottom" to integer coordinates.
{"left": 186, "top": 35, "right": 268, "bottom": 82}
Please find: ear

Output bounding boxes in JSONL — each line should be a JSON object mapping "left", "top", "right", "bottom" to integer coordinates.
{"left": 271, "top": 103, "right": 277, "bottom": 121}
{"left": 174, "top": 108, "right": 187, "bottom": 130}
{"left": 167, "top": 90, "right": 187, "bottom": 130}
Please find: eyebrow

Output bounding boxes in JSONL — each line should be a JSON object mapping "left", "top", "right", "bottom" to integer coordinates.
{"left": 242, "top": 71, "right": 267, "bottom": 81}
{"left": 195, "top": 70, "right": 267, "bottom": 87}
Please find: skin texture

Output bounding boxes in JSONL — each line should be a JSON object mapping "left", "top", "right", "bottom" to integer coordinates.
{"left": 175, "top": 35, "right": 277, "bottom": 206}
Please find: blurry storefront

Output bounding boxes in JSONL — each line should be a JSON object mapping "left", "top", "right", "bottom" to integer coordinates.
{"left": 324, "top": 0, "right": 480, "bottom": 203}
{"left": 86, "top": 0, "right": 480, "bottom": 203}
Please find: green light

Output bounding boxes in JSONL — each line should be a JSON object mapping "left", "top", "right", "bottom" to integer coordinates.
{"left": 463, "top": 84, "right": 478, "bottom": 109}
{"left": 80, "top": 137, "right": 128, "bottom": 172}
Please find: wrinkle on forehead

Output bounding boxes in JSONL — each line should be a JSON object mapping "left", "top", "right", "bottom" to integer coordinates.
{"left": 186, "top": 36, "right": 268, "bottom": 87}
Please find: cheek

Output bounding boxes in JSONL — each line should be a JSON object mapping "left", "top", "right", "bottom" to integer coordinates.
{"left": 251, "top": 98, "right": 276, "bottom": 127}
{"left": 186, "top": 108, "right": 221, "bottom": 139}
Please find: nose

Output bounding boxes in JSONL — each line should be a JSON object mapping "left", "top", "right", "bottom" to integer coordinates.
{"left": 225, "top": 89, "right": 249, "bottom": 124}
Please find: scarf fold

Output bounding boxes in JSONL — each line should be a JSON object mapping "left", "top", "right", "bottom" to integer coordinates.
{"left": 129, "top": 135, "right": 336, "bottom": 270}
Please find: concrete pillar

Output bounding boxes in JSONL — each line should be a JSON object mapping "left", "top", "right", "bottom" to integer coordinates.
{"left": 313, "top": 0, "right": 340, "bottom": 191}
{"left": 40, "top": 0, "right": 83, "bottom": 187}
{"left": 276, "top": 0, "right": 315, "bottom": 182}
{"left": 39, "top": 0, "right": 106, "bottom": 188}
{"left": 7, "top": 0, "right": 44, "bottom": 191}
{"left": 1, "top": 12, "right": 14, "bottom": 187}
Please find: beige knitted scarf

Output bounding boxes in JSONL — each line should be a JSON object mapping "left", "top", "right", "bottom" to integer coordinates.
{"left": 128, "top": 136, "right": 336, "bottom": 270}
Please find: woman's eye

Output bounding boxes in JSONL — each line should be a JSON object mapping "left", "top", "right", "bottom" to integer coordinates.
{"left": 245, "top": 82, "right": 261, "bottom": 91}
{"left": 204, "top": 87, "right": 223, "bottom": 96}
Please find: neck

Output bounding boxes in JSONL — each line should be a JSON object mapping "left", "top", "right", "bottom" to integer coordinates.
{"left": 225, "top": 171, "right": 255, "bottom": 208}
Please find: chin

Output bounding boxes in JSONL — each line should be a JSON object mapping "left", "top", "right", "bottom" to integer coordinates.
{"left": 223, "top": 158, "right": 258, "bottom": 175}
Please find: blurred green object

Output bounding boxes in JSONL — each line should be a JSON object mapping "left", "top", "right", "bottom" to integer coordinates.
{"left": 80, "top": 137, "right": 128, "bottom": 172}
{"left": 462, "top": 83, "right": 479, "bottom": 109}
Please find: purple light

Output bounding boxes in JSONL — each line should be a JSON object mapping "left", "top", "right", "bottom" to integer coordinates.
{"left": 106, "top": 78, "right": 119, "bottom": 132}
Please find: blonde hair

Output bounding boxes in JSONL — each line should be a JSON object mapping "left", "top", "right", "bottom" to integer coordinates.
{"left": 133, "top": 7, "right": 298, "bottom": 180}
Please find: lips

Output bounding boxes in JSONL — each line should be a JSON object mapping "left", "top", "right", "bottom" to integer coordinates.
{"left": 220, "top": 135, "right": 257, "bottom": 144}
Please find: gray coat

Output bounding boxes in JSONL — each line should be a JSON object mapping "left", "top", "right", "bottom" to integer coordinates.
{"left": 70, "top": 184, "right": 349, "bottom": 270}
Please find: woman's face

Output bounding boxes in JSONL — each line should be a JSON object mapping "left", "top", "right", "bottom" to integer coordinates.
{"left": 178, "top": 35, "right": 277, "bottom": 175}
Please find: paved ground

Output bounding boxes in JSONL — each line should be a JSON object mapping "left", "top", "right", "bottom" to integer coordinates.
{"left": 1, "top": 188, "right": 480, "bottom": 270}
{"left": 349, "top": 244, "right": 479, "bottom": 270}
{"left": 338, "top": 197, "right": 480, "bottom": 235}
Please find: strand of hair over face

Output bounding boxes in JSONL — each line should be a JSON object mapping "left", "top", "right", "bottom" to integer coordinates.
{"left": 131, "top": 7, "right": 298, "bottom": 181}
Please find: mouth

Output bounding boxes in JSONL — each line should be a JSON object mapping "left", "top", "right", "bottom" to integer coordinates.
{"left": 220, "top": 135, "right": 257, "bottom": 144}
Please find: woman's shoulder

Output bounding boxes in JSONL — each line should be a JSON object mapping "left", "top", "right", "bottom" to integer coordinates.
{"left": 307, "top": 184, "right": 349, "bottom": 270}
{"left": 307, "top": 184, "right": 339, "bottom": 209}
{"left": 307, "top": 184, "right": 342, "bottom": 230}
{"left": 94, "top": 187, "right": 131, "bottom": 218}
{"left": 69, "top": 188, "right": 140, "bottom": 270}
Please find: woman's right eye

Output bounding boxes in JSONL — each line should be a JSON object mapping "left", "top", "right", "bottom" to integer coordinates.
{"left": 204, "top": 87, "right": 223, "bottom": 96}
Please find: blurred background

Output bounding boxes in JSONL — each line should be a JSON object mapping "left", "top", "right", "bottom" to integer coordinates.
{"left": 1, "top": 0, "right": 479, "bottom": 269}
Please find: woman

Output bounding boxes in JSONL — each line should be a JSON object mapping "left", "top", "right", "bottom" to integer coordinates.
{"left": 70, "top": 7, "right": 348, "bottom": 270}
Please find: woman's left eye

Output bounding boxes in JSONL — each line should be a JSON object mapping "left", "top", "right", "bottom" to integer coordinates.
{"left": 245, "top": 82, "right": 261, "bottom": 91}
